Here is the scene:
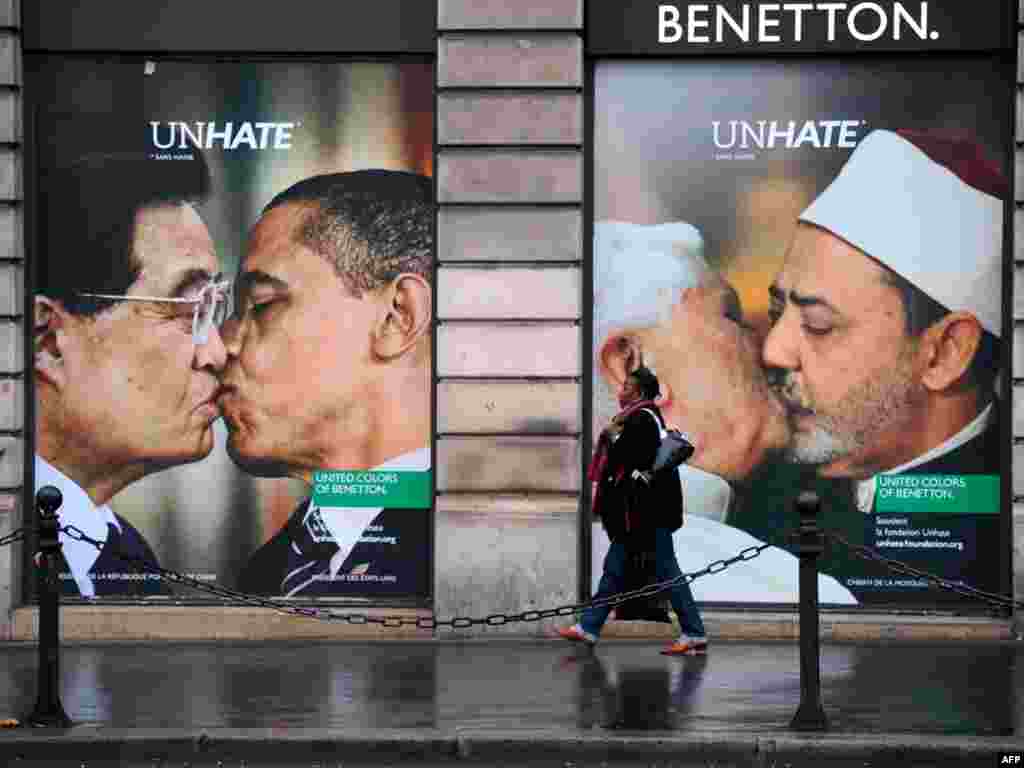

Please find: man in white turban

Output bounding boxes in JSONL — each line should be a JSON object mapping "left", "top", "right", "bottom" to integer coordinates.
{"left": 681, "top": 129, "right": 1004, "bottom": 488}
{"left": 672, "top": 129, "right": 1005, "bottom": 598}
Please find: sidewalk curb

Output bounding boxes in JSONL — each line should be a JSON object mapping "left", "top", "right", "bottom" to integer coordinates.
{"left": 7, "top": 607, "right": 1018, "bottom": 643}
{"left": 1, "top": 727, "right": 1021, "bottom": 765}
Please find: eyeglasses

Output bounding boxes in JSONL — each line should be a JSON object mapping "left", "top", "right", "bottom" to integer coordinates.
{"left": 78, "top": 276, "right": 232, "bottom": 346}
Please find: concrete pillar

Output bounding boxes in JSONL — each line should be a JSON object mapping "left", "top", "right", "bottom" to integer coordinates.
{"left": 0, "top": 0, "right": 20, "bottom": 641}
{"left": 435, "top": 0, "right": 584, "bottom": 635}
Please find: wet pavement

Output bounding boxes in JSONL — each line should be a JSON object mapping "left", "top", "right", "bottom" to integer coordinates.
{"left": 0, "top": 638, "right": 1020, "bottom": 765}
{"left": 0, "top": 639, "right": 1019, "bottom": 734}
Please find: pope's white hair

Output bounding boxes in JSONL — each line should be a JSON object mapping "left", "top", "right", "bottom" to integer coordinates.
{"left": 593, "top": 219, "right": 709, "bottom": 360}
{"left": 592, "top": 220, "right": 710, "bottom": 438}
{"left": 592, "top": 220, "right": 734, "bottom": 525}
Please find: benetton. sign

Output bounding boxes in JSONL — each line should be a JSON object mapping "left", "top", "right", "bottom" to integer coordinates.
{"left": 660, "top": 3, "right": 936, "bottom": 44}
{"left": 588, "top": 1, "right": 1008, "bottom": 54}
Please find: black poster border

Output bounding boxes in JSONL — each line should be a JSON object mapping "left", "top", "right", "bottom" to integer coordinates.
{"left": 23, "top": 0, "right": 435, "bottom": 55}
{"left": 21, "top": 50, "right": 438, "bottom": 611}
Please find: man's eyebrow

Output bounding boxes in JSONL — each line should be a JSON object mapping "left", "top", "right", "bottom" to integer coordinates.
{"left": 768, "top": 281, "right": 837, "bottom": 312}
{"left": 788, "top": 289, "right": 838, "bottom": 314}
{"left": 237, "top": 269, "right": 290, "bottom": 294}
{"left": 169, "top": 268, "right": 215, "bottom": 298}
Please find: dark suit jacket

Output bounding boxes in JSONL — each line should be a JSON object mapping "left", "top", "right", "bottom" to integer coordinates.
{"left": 599, "top": 407, "right": 683, "bottom": 541}
{"left": 730, "top": 402, "right": 1002, "bottom": 606}
{"left": 238, "top": 499, "right": 429, "bottom": 597}
{"left": 56, "top": 513, "right": 165, "bottom": 598}
{"left": 892, "top": 403, "right": 1003, "bottom": 601}
{"left": 901, "top": 402, "right": 1001, "bottom": 478}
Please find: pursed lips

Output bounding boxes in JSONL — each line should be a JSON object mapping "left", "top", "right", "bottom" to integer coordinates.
{"left": 214, "top": 385, "right": 244, "bottom": 426}
{"left": 770, "top": 386, "right": 813, "bottom": 420}
{"left": 195, "top": 385, "right": 226, "bottom": 414}
{"left": 769, "top": 373, "right": 813, "bottom": 417}
{"left": 782, "top": 399, "right": 815, "bottom": 422}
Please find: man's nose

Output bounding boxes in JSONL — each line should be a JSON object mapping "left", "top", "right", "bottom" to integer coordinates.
{"left": 218, "top": 315, "right": 244, "bottom": 359}
{"left": 761, "top": 311, "right": 799, "bottom": 371}
{"left": 194, "top": 323, "right": 228, "bottom": 372}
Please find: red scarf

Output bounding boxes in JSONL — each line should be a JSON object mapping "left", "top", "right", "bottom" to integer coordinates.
{"left": 589, "top": 399, "right": 657, "bottom": 520}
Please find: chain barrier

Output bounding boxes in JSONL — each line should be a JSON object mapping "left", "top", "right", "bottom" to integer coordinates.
{"left": 823, "top": 528, "right": 1023, "bottom": 611}
{"left": 42, "top": 523, "right": 1024, "bottom": 620}
{"left": 59, "top": 523, "right": 778, "bottom": 630}
{"left": 0, "top": 526, "right": 27, "bottom": 548}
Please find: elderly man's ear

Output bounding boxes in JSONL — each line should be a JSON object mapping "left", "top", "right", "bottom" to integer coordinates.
{"left": 599, "top": 333, "right": 672, "bottom": 404}
{"left": 372, "top": 273, "right": 432, "bottom": 361}
{"left": 918, "top": 311, "right": 983, "bottom": 393}
{"left": 599, "top": 333, "right": 642, "bottom": 391}
{"left": 34, "top": 296, "right": 70, "bottom": 390}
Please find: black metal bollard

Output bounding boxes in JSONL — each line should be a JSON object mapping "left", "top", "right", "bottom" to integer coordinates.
{"left": 789, "top": 490, "right": 828, "bottom": 732}
{"left": 24, "top": 485, "right": 72, "bottom": 728}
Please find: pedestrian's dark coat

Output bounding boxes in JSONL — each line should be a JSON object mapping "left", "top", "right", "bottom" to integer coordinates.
{"left": 597, "top": 406, "right": 683, "bottom": 542}
{"left": 596, "top": 405, "right": 682, "bottom": 622}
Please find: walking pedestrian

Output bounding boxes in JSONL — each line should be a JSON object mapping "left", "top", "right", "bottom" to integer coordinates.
{"left": 559, "top": 366, "right": 708, "bottom": 655}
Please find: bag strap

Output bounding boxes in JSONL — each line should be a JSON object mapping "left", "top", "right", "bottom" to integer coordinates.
{"left": 639, "top": 408, "right": 667, "bottom": 440}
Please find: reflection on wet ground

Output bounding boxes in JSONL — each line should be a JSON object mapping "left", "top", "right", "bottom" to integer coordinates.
{"left": 0, "top": 640, "right": 1018, "bottom": 735}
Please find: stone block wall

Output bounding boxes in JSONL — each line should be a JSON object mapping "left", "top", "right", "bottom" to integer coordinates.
{"left": 0, "top": 0, "right": 20, "bottom": 640}
{"left": 0, "top": 0, "right": 1019, "bottom": 639}
{"left": 434, "top": 0, "right": 585, "bottom": 635}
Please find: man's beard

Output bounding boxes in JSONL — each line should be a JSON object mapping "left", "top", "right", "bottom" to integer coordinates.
{"left": 774, "top": 355, "right": 920, "bottom": 470}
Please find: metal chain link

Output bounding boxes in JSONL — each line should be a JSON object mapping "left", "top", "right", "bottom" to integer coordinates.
{"left": 59, "top": 523, "right": 780, "bottom": 630}
{"left": 52, "top": 522, "right": 1024, "bottom": 622}
{"left": 0, "top": 526, "right": 27, "bottom": 548}
{"left": 823, "top": 528, "right": 1023, "bottom": 611}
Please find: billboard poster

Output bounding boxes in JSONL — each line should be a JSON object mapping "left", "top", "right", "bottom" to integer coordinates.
{"left": 592, "top": 57, "right": 1009, "bottom": 606}
{"left": 29, "top": 59, "right": 434, "bottom": 601}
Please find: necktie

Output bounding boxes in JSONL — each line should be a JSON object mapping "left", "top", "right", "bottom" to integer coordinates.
{"left": 82, "top": 523, "right": 123, "bottom": 597}
{"left": 281, "top": 505, "right": 340, "bottom": 596}
{"left": 91, "top": 522, "right": 165, "bottom": 596}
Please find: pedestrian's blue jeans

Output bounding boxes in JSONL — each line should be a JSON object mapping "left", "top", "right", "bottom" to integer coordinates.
{"left": 581, "top": 527, "right": 705, "bottom": 639}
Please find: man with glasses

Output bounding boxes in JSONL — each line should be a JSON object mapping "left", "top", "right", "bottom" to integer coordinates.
{"left": 34, "top": 150, "right": 229, "bottom": 597}
{"left": 219, "top": 170, "right": 432, "bottom": 597}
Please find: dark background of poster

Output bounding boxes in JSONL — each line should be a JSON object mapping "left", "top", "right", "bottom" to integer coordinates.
{"left": 588, "top": 1, "right": 1010, "bottom": 55}
{"left": 24, "top": 0, "right": 435, "bottom": 54}
{"left": 594, "top": 56, "right": 1010, "bottom": 607}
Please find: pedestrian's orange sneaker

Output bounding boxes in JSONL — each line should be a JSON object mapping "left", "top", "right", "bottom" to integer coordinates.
{"left": 558, "top": 624, "right": 597, "bottom": 646}
{"left": 660, "top": 636, "right": 708, "bottom": 656}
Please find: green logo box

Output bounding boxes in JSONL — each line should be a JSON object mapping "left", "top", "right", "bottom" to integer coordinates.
{"left": 873, "top": 474, "right": 999, "bottom": 515}
{"left": 311, "top": 470, "right": 432, "bottom": 509}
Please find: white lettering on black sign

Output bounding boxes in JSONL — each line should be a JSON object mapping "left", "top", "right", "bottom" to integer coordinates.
{"left": 658, "top": 2, "right": 937, "bottom": 44}
{"left": 150, "top": 121, "right": 298, "bottom": 151}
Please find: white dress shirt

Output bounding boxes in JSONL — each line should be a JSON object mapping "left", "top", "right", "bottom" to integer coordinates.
{"left": 34, "top": 455, "right": 121, "bottom": 598}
